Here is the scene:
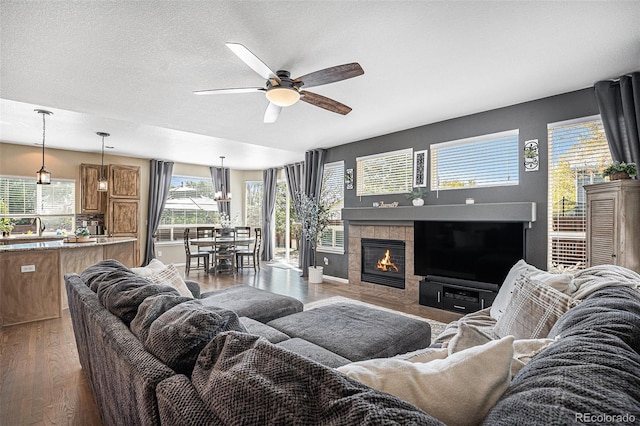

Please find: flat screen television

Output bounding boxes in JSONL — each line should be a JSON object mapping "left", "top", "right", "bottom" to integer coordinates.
{"left": 414, "top": 221, "right": 525, "bottom": 285}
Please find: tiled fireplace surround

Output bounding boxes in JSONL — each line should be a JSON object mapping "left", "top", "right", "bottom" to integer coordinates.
{"left": 348, "top": 224, "right": 420, "bottom": 303}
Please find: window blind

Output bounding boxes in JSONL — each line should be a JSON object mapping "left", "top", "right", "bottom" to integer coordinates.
{"left": 0, "top": 177, "right": 75, "bottom": 215}
{"left": 319, "top": 161, "right": 344, "bottom": 252}
{"left": 547, "top": 116, "right": 610, "bottom": 271}
{"left": 430, "top": 130, "right": 519, "bottom": 190}
{"left": 356, "top": 149, "right": 413, "bottom": 196}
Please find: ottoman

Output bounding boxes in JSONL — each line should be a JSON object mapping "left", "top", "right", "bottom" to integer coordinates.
{"left": 267, "top": 303, "right": 431, "bottom": 361}
{"left": 201, "top": 285, "right": 303, "bottom": 323}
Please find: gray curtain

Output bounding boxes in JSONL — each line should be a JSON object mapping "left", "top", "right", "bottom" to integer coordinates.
{"left": 261, "top": 168, "right": 278, "bottom": 261}
{"left": 594, "top": 72, "right": 640, "bottom": 169}
{"left": 143, "top": 159, "right": 174, "bottom": 266}
{"left": 210, "top": 166, "right": 231, "bottom": 216}
{"left": 285, "top": 162, "right": 304, "bottom": 268}
{"left": 300, "top": 149, "right": 326, "bottom": 276}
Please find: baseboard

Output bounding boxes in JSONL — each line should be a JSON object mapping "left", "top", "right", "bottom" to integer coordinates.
{"left": 323, "top": 274, "right": 349, "bottom": 284}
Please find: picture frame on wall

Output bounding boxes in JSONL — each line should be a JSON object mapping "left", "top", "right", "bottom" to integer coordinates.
{"left": 413, "top": 149, "right": 428, "bottom": 187}
{"left": 345, "top": 168, "right": 354, "bottom": 190}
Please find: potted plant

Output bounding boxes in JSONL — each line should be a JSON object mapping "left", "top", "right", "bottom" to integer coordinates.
{"left": 406, "top": 187, "right": 426, "bottom": 206}
{"left": 602, "top": 161, "right": 638, "bottom": 180}
{"left": 0, "top": 200, "right": 14, "bottom": 237}
{"left": 296, "top": 191, "right": 332, "bottom": 283}
{"left": 75, "top": 226, "right": 91, "bottom": 241}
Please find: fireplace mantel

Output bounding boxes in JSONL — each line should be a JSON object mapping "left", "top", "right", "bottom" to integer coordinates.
{"left": 342, "top": 202, "right": 536, "bottom": 225}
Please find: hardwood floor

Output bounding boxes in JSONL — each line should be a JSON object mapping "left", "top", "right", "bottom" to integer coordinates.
{"left": 0, "top": 263, "right": 460, "bottom": 425}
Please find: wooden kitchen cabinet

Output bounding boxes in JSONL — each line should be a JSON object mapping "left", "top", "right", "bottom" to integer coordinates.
{"left": 108, "top": 164, "right": 140, "bottom": 199}
{"left": 105, "top": 164, "right": 141, "bottom": 265}
{"left": 585, "top": 180, "right": 640, "bottom": 273}
{"left": 80, "top": 163, "right": 107, "bottom": 213}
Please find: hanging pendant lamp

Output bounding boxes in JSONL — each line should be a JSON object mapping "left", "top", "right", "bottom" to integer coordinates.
{"left": 96, "top": 132, "right": 110, "bottom": 192}
{"left": 214, "top": 156, "right": 232, "bottom": 201}
{"left": 35, "top": 109, "right": 53, "bottom": 185}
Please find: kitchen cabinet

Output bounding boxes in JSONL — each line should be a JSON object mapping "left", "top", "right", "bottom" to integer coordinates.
{"left": 80, "top": 163, "right": 107, "bottom": 213}
{"left": 585, "top": 180, "right": 640, "bottom": 273}
{"left": 105, "top": 164, "right": 140, "bottom": 265}
{"left": 108, "top": 164, "right": 140, "bottom": 199}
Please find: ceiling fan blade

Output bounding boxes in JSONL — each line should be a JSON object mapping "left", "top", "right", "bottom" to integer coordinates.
{"left": 193, "top": 87, "right": 265, "bottom": 95}
{"left": 295, "top": 63, "right": 364, "bottom": 89}
{"left": 300, "top": 91, "right": 352, "bottom": 115}
{"left": 264, "top": 102, "right": 282, "bottom": 123}
{"left": 226, "top": 42, "right": 279, "bottom": 81}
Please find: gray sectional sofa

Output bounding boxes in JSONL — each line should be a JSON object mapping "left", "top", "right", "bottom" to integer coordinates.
{"left": 65, "top": 259, "right": 640, "bottom": 425}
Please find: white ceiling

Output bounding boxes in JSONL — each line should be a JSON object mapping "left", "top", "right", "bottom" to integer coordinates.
{"left": 1, "top": 1, "right": 639, "bottom": 170}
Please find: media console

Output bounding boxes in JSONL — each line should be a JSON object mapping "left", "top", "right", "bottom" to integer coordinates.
{"left": 419, "top": 275, "right": 498, "bottom": 314}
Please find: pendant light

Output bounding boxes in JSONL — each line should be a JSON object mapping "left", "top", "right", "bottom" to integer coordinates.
{"left": 35, "top": 109, "right": 53, "bottom": 185}
{"left": 214, "top": 156, "right": 232, "bottom": 201}
{"left": 96, "top": 132, "right": 110, "bottom": 192}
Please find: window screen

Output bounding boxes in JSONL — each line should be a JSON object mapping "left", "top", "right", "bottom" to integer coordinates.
{"left": 356, "top": 149, "right": 413, "bottom": 196}
{"left": 547, "top": 116, "right": 610, "bottom": 271}
{"left": 430, "top": 130, "right": 519, "bottom": 190}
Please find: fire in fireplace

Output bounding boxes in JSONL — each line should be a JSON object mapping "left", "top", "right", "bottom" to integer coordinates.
{"left": 361, "top": 238, "right": 405, "bottom": 289}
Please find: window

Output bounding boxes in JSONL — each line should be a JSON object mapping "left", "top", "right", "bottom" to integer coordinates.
{"left": 547, "top": 116, "right": 610, "bottom": 271}
{"left": 430, "top": 130, "right": 519, "bottom": 190}
{"left": 356, "top": 149, "right": 413, "bottom": 196}
{"left": 0, "top": 176, "right": 75, "bottom": 234}
{"left": 245, "top": 181, "right": 263, "bottom": 229}
{"left": 156, "top": 175, "right": 219, "bottom": 242}
{"left": 318, "top": 161, "right": 345, "bottom": 253}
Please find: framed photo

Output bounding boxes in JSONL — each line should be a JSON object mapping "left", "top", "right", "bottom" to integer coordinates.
{"left": 345, "top": 168, "right": 354, "bottom": 190}
{"left": 524, "top": 139, "right": 539, "bottom": 172}
{"left": 413, "top": 150, "right": 428, "bottom": 187}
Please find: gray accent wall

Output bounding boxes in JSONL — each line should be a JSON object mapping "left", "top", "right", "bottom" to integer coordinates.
{"left": 322, "top": 88, "right": 600, "bottom": 279}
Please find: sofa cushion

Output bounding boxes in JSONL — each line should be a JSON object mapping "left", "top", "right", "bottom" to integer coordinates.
{"left": 483, "top": 287, "right": 640, "bottom": 425}
{"left": 144, "top": 301, "right": 246, "bottom": 376}
{"left": 276, "top": 338, "right": 351, "bottom": 368}
{"left": 239, "top": 317, "right": 290, "bottom": 343}
{"left": 200, "top": 285, "right": 303, "bottom": 323}
{"left": 491, "top": 259, "right": 573, "bottom": 321}
{"left": 338, "top": 336, "right": 514, "bottom": 426}
{"left": 494, "top": 276, "right": 579, "bottom": 339}
{"left": 191, "top": 331, "right": 444, "bottom": 425}
{"left": 267, "top": 303, "right": 431, "bottom": 361}
{"left": 130, "top": 293, "right": 193, "bottom": 342}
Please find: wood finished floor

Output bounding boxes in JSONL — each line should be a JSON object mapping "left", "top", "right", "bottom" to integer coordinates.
{"left": 0, "top": 263, "right": 460, "bottom": 425}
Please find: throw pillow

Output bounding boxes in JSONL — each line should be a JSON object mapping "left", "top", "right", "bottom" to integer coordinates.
{"left": 131, "top": 258, "right": 167, "bottom": 277}
{"left": 337, "top": 336, "right": 514, "bottom": 426}
{"left": 494, "top": 276, "right": 579, "bottom": 340}
{"left": 392, "top": 346, "right": 448, "bottom": 363}
{"left": 490, "top": 260, "right": 574, "bottom": 321}
{"left": 511, "top": 337, "right": 556, "bottom": 377}
{"left": 447, "top": 322, "right": 493, "bottom": 355}
{"left": 147, "top": 264, "right": 194, "bottom": 298}
{"left": 130, "top": 293, "right": 193, "bottom": 342}
{"left": 144, "top": 301, "right": 246, "bottom": 376}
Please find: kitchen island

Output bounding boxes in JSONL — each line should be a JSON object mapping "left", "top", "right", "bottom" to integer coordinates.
{"left": 0, "top": 237, "right": 137, "bottom": 326}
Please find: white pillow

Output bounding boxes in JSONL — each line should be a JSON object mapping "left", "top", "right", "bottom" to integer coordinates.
{"left": 131, "top": 258, "right": 167, "bottom": 277}
{"left": 338, "top": 336, "right": 514, "bottom": 426}
{"left": 147, "top": 264, "right": 194, "bottom": 298}
{"left": 490, "top": 260, "right": 573, "bottom": 321}
{"left": 392, "top": 346, "right": 448, "bottom": 363}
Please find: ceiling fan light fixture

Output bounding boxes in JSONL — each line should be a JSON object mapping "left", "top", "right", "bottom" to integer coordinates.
{"left": 266, "top": 87, "right": 300, "bottom": 107}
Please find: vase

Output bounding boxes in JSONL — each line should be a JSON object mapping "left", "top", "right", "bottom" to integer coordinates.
{"left": 412, "top": 198, "right": 425, "bottom": 206}
{"left": 610, "top": 172, "right": 630, "bottom": 180}
{"left": 308, "top": 266, "right": 324, "bottom": 284}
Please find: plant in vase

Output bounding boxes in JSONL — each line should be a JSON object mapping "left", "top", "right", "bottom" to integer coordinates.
{"left": 217, "top": 213, "right": 238, "bottom": 236}
{"left": 406, "top": 187, "right": 426, "bottom": 206}
{"left": 296, "top": 191, "right": 332, "bottom": 282}
{"left": 75, "top": 227, "right": 91, "bottom": 241}
{"left": 602, "top": 161, "right": 637, "bottom": 180}
{"left": 0, "top": 200, "right": 14, "bottom": 237}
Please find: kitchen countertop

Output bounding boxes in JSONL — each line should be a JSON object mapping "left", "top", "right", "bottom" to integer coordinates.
{"left": 0, "top": 237, "right": 137, "bottom": 253}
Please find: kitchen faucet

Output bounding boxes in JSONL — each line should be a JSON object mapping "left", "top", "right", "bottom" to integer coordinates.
{"left": 34, "top": 217, "right": 45, "bottom": 236}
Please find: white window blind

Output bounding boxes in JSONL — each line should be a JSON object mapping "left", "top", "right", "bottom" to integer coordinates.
{"left": 356, "top": 149, "right": 413, "bottom": 196}
{"left": 430, "top": 130, "right": 519, "bottom": 190}
{"left": 318, "top": 161, "right": 344, "bottom": 253}
{"left": 547, "top": 116, "right": 610, "bottom": 271}
{"left": 0, "top": 176, "right": 76, "bottom": 232}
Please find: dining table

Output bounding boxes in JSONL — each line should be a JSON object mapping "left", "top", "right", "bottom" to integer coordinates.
{"left": 190, "top": 236, "right": 255, "bottom": 273}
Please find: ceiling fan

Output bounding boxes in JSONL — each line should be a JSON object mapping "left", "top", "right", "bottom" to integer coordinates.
{"left": 194, "top": 43, "right": 364, "bottom": 123}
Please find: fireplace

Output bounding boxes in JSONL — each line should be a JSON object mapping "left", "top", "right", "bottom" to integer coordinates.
{"left": 361, "top": 238, "right": 406, "bottom": 289}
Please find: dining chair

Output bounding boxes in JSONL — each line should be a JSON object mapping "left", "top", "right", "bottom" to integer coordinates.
{"left": 183, "top": 228, "right": 209, "bottom": 276}
{"left": 236, "top": 234, "right": 261, "bottom": 272}
{"left": 234, "top": 226, "right": 252, "bottom": 264}
{"left": 211, "top": 229, "right": 236, "bottom": 275}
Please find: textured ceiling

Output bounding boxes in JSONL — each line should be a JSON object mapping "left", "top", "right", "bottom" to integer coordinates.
{"left": 1, "top": 1, "right": 639, "bottom": 170}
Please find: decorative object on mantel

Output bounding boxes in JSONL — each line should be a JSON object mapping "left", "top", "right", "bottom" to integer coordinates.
{"left": 345, "top": 168, "right": 354, "bottom": 190}
{"left": 96, "top": 132, "right": 110, "bottom": 192}
{"left": 413, "top": 149, "right": 428, "bottom": 187}
{"left": 602, "top": 161, "right": 637, "bottom": 180}
{"left": 0, "top": 199, "right": 14, "bottom": 237}
{"left": 406, "top": 187, "right": 426, "bottom": 206}
{"left": 379, "top": 201, "right": 399, "bottom": 208}
{"left": 35, "top": 109, "right": 53, "bottom": 185}
{"left": 523, "top": 139, "right": 539, "bottom": 172}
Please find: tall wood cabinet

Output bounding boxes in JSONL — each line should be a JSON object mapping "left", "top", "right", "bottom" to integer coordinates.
{"left": 105, "top": 164, "right": 141, "bottom": 265}
{"left": 585, "top": 180, "right": 640, "bottom": 273}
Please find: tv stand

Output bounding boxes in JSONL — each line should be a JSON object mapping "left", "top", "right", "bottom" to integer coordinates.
{"left": 419, "top": 276, "right": 498, "bottom": 314}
